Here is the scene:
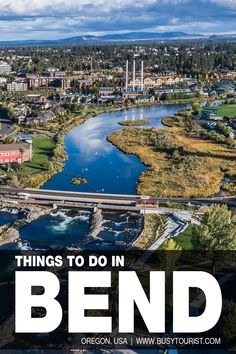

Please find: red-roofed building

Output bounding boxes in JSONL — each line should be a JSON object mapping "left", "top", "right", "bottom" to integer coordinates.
{"left": 0, "top": 143, "right": 32, "bottom": 165}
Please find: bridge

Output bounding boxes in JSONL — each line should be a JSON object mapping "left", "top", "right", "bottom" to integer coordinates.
{"left": 0, "top": 187, "right": 235, "bottom": 210}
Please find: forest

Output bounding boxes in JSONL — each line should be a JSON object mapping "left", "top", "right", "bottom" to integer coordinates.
{"left": 1, "top": 42, "right": 235, "bottom": 78}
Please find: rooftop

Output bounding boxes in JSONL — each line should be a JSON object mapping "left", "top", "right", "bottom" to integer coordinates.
{"left": 0, "top": 143, "right": 30, "bottom": 152}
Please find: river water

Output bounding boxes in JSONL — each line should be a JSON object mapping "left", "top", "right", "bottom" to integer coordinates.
{"left": 42, "top": 103, "right": 188, "bottom": 194}
{"left": 3, "top": 103, "right": 189, "bottom": 249}
{"left": 0, "top": 208, "right": 25, "bottom": 227}
{"left": 19, "top": 209, "right": 143, "bottom": 250}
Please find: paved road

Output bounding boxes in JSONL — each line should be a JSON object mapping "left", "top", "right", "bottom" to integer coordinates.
{"left": 0, "top": 118, "right": 16, "bottom": 137}
{"left": 0, "top": 187, "right": 235, "bottom": 206}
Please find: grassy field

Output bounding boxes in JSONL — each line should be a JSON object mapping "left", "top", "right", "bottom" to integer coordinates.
{"left": 21, "top": 137, "right": 54, "bottom": 175}
{"left": 1, "top": 137, "right": 55, "bottom": 177}
{"left": 174, "top": 226, "right": 193, "bottom": 249}
{"left": 162, "top": 226, "right": 193, "bottom": 250}
{"left": 108, "top": 125, "right": 236, "bottom": 198}
{"left": 212, "top": 104, "right": 236, "bottom": 118}
{"left": 159, "top": 225, "right": 193, "bottom": 250}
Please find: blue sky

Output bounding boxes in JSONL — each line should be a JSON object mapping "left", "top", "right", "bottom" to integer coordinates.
{"left": 0, "top": 0, "right": 236, "bottom": 40}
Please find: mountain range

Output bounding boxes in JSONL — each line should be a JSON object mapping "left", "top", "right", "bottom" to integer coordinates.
{"left": 0, "top": 31, "right": 205, "bottom": 46}
{"left": 0, "top": 32, "right": 235, "bottom": 46}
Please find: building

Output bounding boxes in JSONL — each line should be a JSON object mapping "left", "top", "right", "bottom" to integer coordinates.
{"left": 27, "top": 75, "right": 71, "bottom": 90}
{"left": 26, "top": 110, "right": 55, "bottom": 125}
{"left": 50, "top": 78, "right": 71, "bottom": 90}
{"left": 0, "top": 61, "right": 11, "bottom": 73}
{"left": 13, "top": 104, "right": 28, "bottom": 124}
{"left": 122, "top": 89, "right": 147, "bottom": 99}
{"left": 0, "top": 143, "right": 32, "bottom": 164}
{"left": 7, "top": 82, "right": 28, "bottom": 92}
{"left": 136, "top": 95, "right": 155, "bottom": 103}
{"left": 99, "top": 87, "right": 114, "bottom": 96}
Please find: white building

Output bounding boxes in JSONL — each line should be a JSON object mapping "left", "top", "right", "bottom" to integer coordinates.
{"left": 0, "top": 61, "right": 11, "bottom": 73}
{"left": 7, "top": 82, "right": 28, "bottom": 92}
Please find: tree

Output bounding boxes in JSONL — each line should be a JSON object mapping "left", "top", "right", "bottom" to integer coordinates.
{"left": 162, "top": 239, "right": 182, "bottom": 251}
{"left": 216, "top": 122, "right": 233, "bottom": 137}
{"left": 43, "top": 161, "right": 54, "bottom": 171}
{"left": 159, "top": 239, "right": 182, "bottom": 277}
{"left": 5, "top": 137, "right": 16, "bottom": 144}
{"left": 10, "top": 162, "right": 21, "bottom": 171}
{"left": 7, "top": 107, "right": 15, "bottom": 121}
{"left": 192, "top": 205, "right": 236, "bottom": 250}
{"left": 216, "top": 301, "right": 236, "bottom": 344}
{"left": 191, "top": 101, "right": 200, "bottom": 115}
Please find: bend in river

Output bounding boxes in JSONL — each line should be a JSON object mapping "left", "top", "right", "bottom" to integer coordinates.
{"left": 42, "top": 104, "right": 188, "bottom": 194}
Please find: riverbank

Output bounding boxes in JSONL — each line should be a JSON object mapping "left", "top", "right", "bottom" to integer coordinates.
{"left": 9, "top": 95, "right": 225, "bottom": 190}
{"left": 133, "top": 214, "right": 166, "bottom": 249}
{"left": 107, "top": 115, "right": 236, "bottom": 198}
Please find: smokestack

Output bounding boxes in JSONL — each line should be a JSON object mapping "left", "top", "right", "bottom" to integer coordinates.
{"left": 125, "top": 60, "right": 129, "bottom": 92}
{"left": 141, "top": 60, "right": 144, "bottom": 91}
{"left": 132, "top": 59, "right": 136, "bottom": 91}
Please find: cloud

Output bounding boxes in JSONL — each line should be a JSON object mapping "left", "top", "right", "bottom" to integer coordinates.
{"left": 210, "top": 0, "right": 236, "bottom": 10}
{"left": 0, "top": 0, "right": 235, "bottom": 40}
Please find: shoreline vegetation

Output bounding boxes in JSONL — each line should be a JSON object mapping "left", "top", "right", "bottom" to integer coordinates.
{"left": 118, "top": 119, "right": 150, "bottom": 126}
{"left": 5, "top": 102, "right": 157, "bottom": 189}
{"left": 71, "top": 177, "right": 88, "bottom": 185}
{"left": 133, "top": 214, "right": 167, "bottom": 249}
{"left": 2, "top": 100, "right": 183, "bottom": 189}
{"left": 4, "top": 95, "right": 227, "bottom": 190}
{"left": 107, "top": 109, "right": 236, "bottom": 198}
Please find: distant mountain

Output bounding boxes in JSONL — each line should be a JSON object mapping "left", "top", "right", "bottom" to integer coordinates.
{"left": 94, "top": 31, "right": 204, "bottom": 41}
{"left": 0, "top": 32, "right": 205, "bottom": 46}
{"left": 208, "top": 34, "right": 236, "bottom": 41}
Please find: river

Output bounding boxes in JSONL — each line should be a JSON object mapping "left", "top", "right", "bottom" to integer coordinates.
{"left": 42, "top": 103, "right": 189, "bottom": 194}
{"left": 2, "top": 103, "right": 189, "bottom": 250}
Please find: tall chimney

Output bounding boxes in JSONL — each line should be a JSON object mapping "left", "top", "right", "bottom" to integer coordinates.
{"left": 132, "top": 59, "right": 136, "bottom": 91}
{"left": 125, "top": 60, "right": 129, "bottom": 92}
{"left": 141, "top": 60, "right": 144, "bottom": 91}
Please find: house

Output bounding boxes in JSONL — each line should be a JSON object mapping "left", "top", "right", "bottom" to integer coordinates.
{"left": 114, "top": 97, "right": 126, "bottom": 104}
{"left": 0, "top": 61, "right": 11, "bottom": 73}
{"left": 122, "top": 89, "right": 147, "bottom": 99}
{"left": 214, "top": 83, "right": 235, "bottom": 95}
{"left": 26, "top": 94, "right": 47, "bottom": 103}
{"left": 128, "top": 79, "right": 142, "bottom": 88}
{"left": 0, "top": 143, "right": 32, "bottom": 164}
{"left": 144, "top": 77, "right": 156, "bottom": 88}
{"left": 13, "top": 104, "right": 28, "bottom": 118}
{"left": 53, "top": 106, "right": 67, "bottom": 116}
{"left": 99, "top": 87, "right": 114, "bottom": 96}
{"left": 38, "top": 110, "right": 55, "bottom": 122}
{"left": 26, "top": 110, "right": 55, "bottom": 125}
{"left": 136, "top": 95, "right": 155, "bottom": 103}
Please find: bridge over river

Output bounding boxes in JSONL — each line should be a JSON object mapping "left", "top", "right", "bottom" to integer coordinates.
{"left": 0, "top": 187, "right": 235, "bottom": 211}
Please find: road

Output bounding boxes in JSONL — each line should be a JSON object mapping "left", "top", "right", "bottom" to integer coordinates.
{"left": 0, "top": 187, "right": 235, "bottom": 207}
{"left": 0, "top": 118, "right": 16, "bottom": 138}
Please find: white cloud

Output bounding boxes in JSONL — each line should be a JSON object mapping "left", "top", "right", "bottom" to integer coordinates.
{"left": 210, "top": 0, "right": 236, "bottom": 10}
{"left": 0, "top": 0, "right": 235, "bottom": 40}
{"left": 0, "top": 0, "right": 157, "bottom": 17}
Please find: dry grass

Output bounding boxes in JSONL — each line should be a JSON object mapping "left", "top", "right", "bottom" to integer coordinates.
{"left": 108, "top": 126, "right": 236, "bottom": 198}
{"left": 133, "top": 214, "right": 166, "bottom": 249}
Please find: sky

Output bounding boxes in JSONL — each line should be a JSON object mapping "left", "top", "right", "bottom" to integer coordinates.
{"left": 0, "top": 0, "right": 236, "bottom": 40}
